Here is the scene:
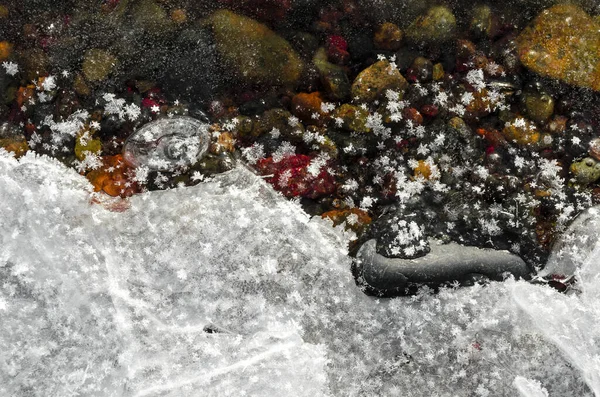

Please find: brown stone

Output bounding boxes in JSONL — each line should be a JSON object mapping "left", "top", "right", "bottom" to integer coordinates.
{"left": 322, "top": 208, "right": 372, "bottom": 234}
{"left": 517, "top": 4, "right": 600, "bottom": 91}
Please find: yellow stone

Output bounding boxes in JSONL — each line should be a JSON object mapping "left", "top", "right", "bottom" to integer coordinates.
{"left": 75, "top": 131, "right": 102, "bottom": 161}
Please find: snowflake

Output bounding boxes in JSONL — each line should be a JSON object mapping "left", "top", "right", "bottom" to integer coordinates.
{"left": 191, "top": 171, "right": 204, "bottom": 182}
{"left": 89, "top": 120, "right": 101, "bottom": 131}
{"left": 433, "top": 91, "right": 449, "bottom": 107}
{"left": 2, "top": 61, "right": 18, "bottom": 76}
{"left": 466, "top": 69, "right": 486, "bottom": 91}
{"left": 41, "top": 75, "right": 57, "bottom": 91}
{"left": 417, "top": 143, "right": 430, "bottom": 156}
{"left": 460, "top": 92, "right": 474, "bottom": 105}
{"left": 360, "top": 196, "right": 376, "bottom": 209}
{"left": 320, "top": 102, "right": 335, "bottom": 113}
{"left": 342, "top": 179, "right": 359, "bottom": 191}
{"left": 241, "top": 143, "right": 265, "bottom": 164}
{"left": 269, "top": 127, "right": 281, "bottom": 139}
{"left": 272, "top": 141, "right": 296, "bottom": 163}
{"left": 307, "top": 153, "right": 329, "bottom": 177}
{"left": 124, "top": 103, "right": 141, "bottom": 121}
{"left": 133, "top": 166, "right": 149, "bottom": 184}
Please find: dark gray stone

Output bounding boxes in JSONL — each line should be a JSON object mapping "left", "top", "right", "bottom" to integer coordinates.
{"left": 356, "top": 239, "right": 529, "bottom": 292}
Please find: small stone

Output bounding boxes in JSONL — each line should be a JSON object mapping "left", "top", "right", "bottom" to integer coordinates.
{"left": 0, "top": 5, "right": 8, "bottom": 18}
{"left": 255, "top": 154, "right": 337, "bottom": 199}
{"left": 322, "top": 208, "right": 372, "bottom": 235}
{"left": 74, "top": 132, "right": 102, "bottom": 161}
{"left": 313, "top": 47, "right": 351, "bottom": 101}
{"left": 18, "top": 48, "right": 48, "bottom": 81}
{"left": 16, "top": 85, "right": 35, "bottom": 107}
{"left": 0, "top": 137, "right": 28, "bottom": 158}
{"left": 86, "top": 154, "right": 140, "bottom": 198}
{"left": 589, "top": 138, "right": 600, "bottom": 161}
{"left": 351, "top": 60, "right": 408, "bottom": 103}
{"left": 210, "top": 131, "right": 236, "bottom": 155}
{"left": 405, "top": 6, "right": 456, "bottom": 45}
{"left": 402, "top": 107, "right": 423, "bottom": 125}
{"left": 456, "top": 39, "right": 477, "bottom": 60}
{"left": 0, "top": 41, "right": 12, "bottom": 61}
{"left": 470, "top": 5, "right": 499, "bottom": 39}
{"left": 570, "top": 157, "right": 600, "bottom": 184}
{"left": 291, "top": 91, "right": 327, "bottom": 125}
{"left": 546, "top": 115, "right": 567, "bottom": 135}
{"left": 73, "top": 73, "right": 91, "bottom": 96}
{"left": 251, "top": 108, "right": 305, "bottom": 142}
{"left": 476, "top": 127, "right": 507, "bottom": 149}
{"left": 521, "top": 90, "right": 555, "bottom": 124}
{"left": 332, "top": 104, "right": 370, "bottom": 133}
{"left": 132, "top": 0, "right": 173, "bottom": 34}
{"left": 373, "top": 22, "right": 403, "bottom": 51}
{"left": 326, "top": 35, "right": 350, "bottom": 65}
{"left": 502, "top": 117, "right": 540, "bottom": 146}
{"left": 232, "top": 116, "right": 255, "bottom": 138}
{"left": 171, "top": 9, "right": 188, "bottom": 24}
{"left": 82, "top": 49, "right": 118, "bottom": 82}
{"left": 464, "top": 89, "right": 496, "bottom": 119}
{"left": 517, "top": 4, "right": 600, "bottom": 91}
{"left": 432, "top": 63, "right": 444, "bottom": 80}
{"left": 413, "top": 160, "right": 436, "bottom": 180}
{"left": 206, "top": 10, "right": 304, "bottom": 86}
{"left": 406, "top": 56, "right": 433, "bottom": 83}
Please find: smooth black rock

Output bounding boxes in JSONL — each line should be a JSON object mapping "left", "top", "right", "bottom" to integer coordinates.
{"left": 355, "top": 239, "right": 530, "bottom": 295}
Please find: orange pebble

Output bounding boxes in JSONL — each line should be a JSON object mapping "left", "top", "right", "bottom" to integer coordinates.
{"left": 0, "top": 41, "right": 12, "bottom": 61}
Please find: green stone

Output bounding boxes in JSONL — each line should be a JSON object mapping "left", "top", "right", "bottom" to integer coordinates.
{"left": 206, "top": 10, "right": 304, "bottom": 86}
{"left": 521, "top": 90, "right": 555, "bottom": 123}
{"left": 405, "top": 6, "right": 456, "bottom": 45}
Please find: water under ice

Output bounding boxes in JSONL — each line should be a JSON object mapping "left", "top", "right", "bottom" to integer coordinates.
{"left": 0, "top": 150, "right": 599, "bottom": 397}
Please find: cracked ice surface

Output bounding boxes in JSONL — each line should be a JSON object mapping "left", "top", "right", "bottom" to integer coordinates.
{"left": 0, "top": 151, "right": 598, "bottom": 396}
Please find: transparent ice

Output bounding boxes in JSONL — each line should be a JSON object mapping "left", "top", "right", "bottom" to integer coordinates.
{"left": 1, "top": 150, "right": 599, "bottom": 396}
{"left": 122, "top": 116, "right": 210, "bottom": 171}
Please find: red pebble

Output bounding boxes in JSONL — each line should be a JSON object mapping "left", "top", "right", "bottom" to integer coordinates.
{"left": 141, "top": 97, "right": 158, "bottom": 109}
{"left": 421, "top": 104, "right": 439, "bottom": 118}
{"left": 256, "top": 154, "right": 337, "bottom": 199}
{"left": 327, "top": 35, "right": 350, "bottom": 64}
{"left": 327, "top": 35, "right": 348, "bottom": 52}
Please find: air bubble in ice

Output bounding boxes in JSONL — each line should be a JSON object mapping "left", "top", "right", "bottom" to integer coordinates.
{"left": 123, "top": 116, "right": 210, "bottom": 171}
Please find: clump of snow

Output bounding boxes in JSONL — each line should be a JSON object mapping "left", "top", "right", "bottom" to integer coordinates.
{"left": 0, "top": 151, "right": 598, "bottom": 396}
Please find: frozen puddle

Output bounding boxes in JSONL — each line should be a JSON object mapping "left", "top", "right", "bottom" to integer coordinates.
{"left": 0, "top": 151, "right": 598, "bottom": 396}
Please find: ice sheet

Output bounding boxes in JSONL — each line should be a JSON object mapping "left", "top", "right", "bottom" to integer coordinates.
{"left": 0, "top": 151, "right": 598, "bottom": 396}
